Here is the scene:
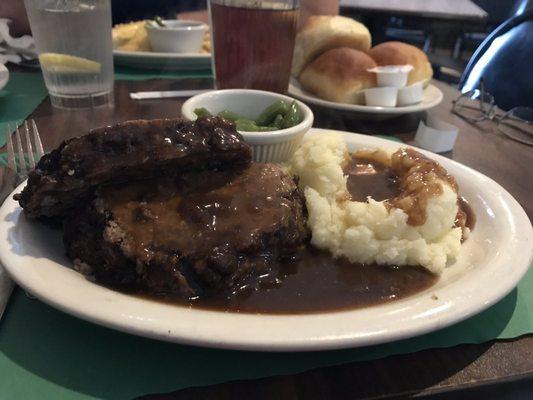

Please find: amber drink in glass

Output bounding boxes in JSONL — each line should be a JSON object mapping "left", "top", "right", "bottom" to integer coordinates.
{"left": 209, "top": 0, "right": 299, "bottom": 93}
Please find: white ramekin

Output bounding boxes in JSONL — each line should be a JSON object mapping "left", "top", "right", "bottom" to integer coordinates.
{"left": 181, "top": 89, "right": 314, "bottom": 163}
{"left": 363, "top": 87, "right": 398, "bottom": 107}
{"left": 146, "top": 20, "right": 206, "bottom": 53}
{"left": 397, "top": 82, "right": 424, "bottom": 106}
{"left": 367, "top": 65, "right": 413, "bottom": 88}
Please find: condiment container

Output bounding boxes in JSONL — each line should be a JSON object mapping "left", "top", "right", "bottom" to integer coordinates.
{"left": 398, "top": 82, "right": 424, "bottom": 106}
{"left": 146, "top": 20, "right": 206, "bottom": 53}
{"left": 363, "top": 87, "right": 398, "bottom": 107}
{"left": 367, "top": 65, "right": 413, "bottom": 88}
{"left": 181, "top": 89, "right": 314, "bottom": 162}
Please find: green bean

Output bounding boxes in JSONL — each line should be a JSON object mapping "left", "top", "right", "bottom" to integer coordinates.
{"left": 217, "top": 109, "right": 249, "bottom": 122}
{"left": 194, "top": 107, "right": 212, "bottom": 118}
{"left": 269, "top": 114, "right": 284, "bottom": 129}
{"left": 255, "top": 100, "right": 289, "bottom": 126}
{"left": 195, "top": 100, "right": 300, "bottom": 131}
{"left": 235, "top": 119, "right": 275, "bottom": 132}
{"left": 235, "top": 119, "right": 258, "bottom": 131}
{"left": 281, "top": 101, "right": 301, "bottom": 129}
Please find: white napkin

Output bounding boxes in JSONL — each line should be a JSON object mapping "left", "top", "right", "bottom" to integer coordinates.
{"left": 0, "top": 18, "right": 36, "bottom": 65}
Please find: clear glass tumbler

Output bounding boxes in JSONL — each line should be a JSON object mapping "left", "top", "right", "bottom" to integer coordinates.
{"left": 24, "top": 0, "right": 114, "bottom": 108}
{"left": 209, "top": 0, "right": 299, "bottom": 93}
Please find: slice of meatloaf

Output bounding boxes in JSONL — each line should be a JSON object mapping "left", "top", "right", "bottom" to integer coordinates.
{"left": 63, "top": 164, "right": 309, "bottom": 298}
{"left": 15, "top": 117, "right": 251, "bottom": 220}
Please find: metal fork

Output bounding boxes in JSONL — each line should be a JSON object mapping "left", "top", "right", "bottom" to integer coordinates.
{"left": 6, "top": 120, "right": 44, "bottom": 178}
{"left": 0, "top": 120, "right": 44, "bottom": 315}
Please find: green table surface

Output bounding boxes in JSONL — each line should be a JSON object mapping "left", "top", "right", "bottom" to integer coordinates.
{"left": 0, "top": 72, "right": 48, "bottom": 148}
{"left": 0, "top": 269, "right": 530, "bottom": 399}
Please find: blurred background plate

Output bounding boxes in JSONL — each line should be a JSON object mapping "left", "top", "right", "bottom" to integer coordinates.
{"left": 288, "top": 79, "right": 443, "bottom": 119}
{"left": 0, "top": 64, "right": 9, "bottom": 91}
{"left": 113, "top": 50, "right": 212, "bottom": 71}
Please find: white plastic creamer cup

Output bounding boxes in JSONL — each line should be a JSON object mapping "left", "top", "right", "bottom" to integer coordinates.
{"left": 398, "top": 82, "right": 424, "bottom": 106}
{"left": 364, "top": 87, "right": 398, "bottom": 107}
{"left": 367, "top": 65, "right": 413, "bottom": 88}
{"left": 414, "top": 115, "right": 458, "bottom": 153}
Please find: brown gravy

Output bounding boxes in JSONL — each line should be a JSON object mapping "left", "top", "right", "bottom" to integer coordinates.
{"left": 346, "top": 154, "right": 475, "bottom": 233}
{"left": 345, "top": 156, "right": 400, "bottom": 202}
{"left": 101, "top": 164, "right": 302, "bottom": 266}
{"left": 148, "top": 248, "right": 437, "bottom": 313}
{"left": 130, "top": 155, "right": 474, "bottom": 314}
{"left": 457, "top": 196, "right": 476, "bottom": 231}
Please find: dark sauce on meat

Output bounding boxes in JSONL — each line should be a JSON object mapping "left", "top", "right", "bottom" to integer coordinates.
{"left": 124, "top": 154, "right": 475, "bottom": 314}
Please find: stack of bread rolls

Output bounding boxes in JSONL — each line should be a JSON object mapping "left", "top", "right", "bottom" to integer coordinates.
{"left": 292, "top": 16, "right": 433, "bottom": 104}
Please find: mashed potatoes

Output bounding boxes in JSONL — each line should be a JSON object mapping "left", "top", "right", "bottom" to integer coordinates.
{"left": 290, "top": 133, "right": 463, "bottom": 274}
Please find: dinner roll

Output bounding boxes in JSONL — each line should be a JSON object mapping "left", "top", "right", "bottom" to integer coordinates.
{"left": 299, "top": 48, "right": 377, "bottom": 104}
{"left": 292, "top": 16, "right": 371, "bottom": 77}
{"left": 368, "top": 41, "right": 433, "bottom": 86}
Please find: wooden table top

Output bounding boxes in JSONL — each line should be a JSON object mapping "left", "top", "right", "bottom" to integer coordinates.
{"left": 340, "top": 0, "right": 488, "bottom": 20}
{"left": 27, "top": 78, "right": 532, "bottom": 399}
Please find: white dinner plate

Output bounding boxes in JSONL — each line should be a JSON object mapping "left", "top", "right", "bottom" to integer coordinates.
{"left": 0, "top": 128, "right": 531, "bottom": 352}
{"left": 288, "top": 80, "right": 443, "bottom": 119}
{"left": 113, "top": 49, "right": 211, "bottom": 71}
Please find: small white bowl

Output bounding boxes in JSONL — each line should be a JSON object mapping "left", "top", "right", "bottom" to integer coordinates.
{"left": 398, "top": 82, "right": 424, "bottom": 106}
{"left": 181, "top": 89, "right": 314, "bottom": 162}
{"left": 0, "top": 64, "right": 9, "bottom": 91}
{"left": 367, "top": 65, "right": 413, "bottom": 88}
{"left": 363, "top": 87, "right": 398, "bottom": 107}
{"left": 146, "top": 20, "right": 206, "bottom": 53}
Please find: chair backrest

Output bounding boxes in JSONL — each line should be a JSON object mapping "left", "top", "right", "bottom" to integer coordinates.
{"left": 460, "top": 10, "right": 533, "bottom": 110}
{"left": 472, "top": 0, "right": 515, "bottom": 25}
{"left": 510, "top": 0, "right": 533, "bottom": 17}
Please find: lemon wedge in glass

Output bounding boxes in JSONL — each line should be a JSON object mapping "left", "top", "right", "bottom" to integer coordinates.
{"left": 39, "top": 53, "right": 101, "bottom": 74}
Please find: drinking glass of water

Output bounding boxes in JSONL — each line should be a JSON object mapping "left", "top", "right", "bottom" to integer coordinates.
{"left": 209, "top": 0, "right": 299, "bottom": 93}
{"left": 24, "top": 0, "right": 114, "bottom": 108}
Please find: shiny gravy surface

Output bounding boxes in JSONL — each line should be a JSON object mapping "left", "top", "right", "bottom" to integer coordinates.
{"left": 176, "top": 248, "right": 437, "bottom": 313}
{"left": 132, "top": 155, "right": 474, "bottom": 313}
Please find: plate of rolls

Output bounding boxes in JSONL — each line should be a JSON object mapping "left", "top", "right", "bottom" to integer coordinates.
{"left": 288, "top": 16, "right": 443, "bottom": 118}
